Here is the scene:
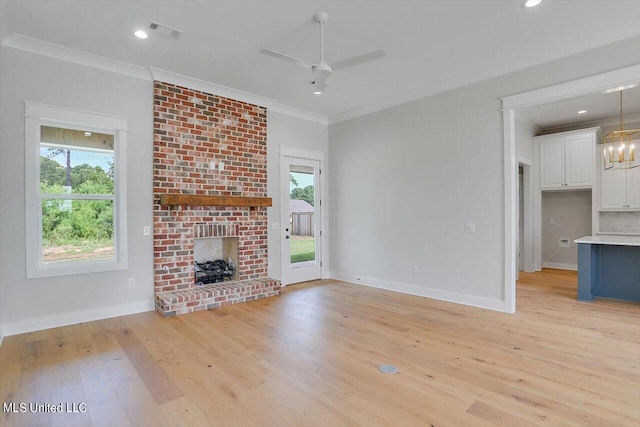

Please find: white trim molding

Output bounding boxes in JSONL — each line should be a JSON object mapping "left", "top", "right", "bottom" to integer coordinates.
{"left": 502, "top": 65, "right": 640, "bottom": 110}
{"left": 269, "top": 102, "right": 328, "bottom": 125}
{"left": 542, "top": 262, "right": 578, "bottom": 271}
{"left": 24, "top": 101, "right": 128, "bottom": 278}
{"left": 0, "top": 299, "right": 155, "bottom": 338}
{"left": 2, "top": 33, "right": 151, "bottom": 80}
{"left": 330, "top": 272, "right": 505, "bottom": 313}
{"left": 149, "top": 67, "right": 274, "bottom": 110}
{"left": 149, "top": 67, "right": 328, "bottom": 124}
{"left": 279, "top": 146, "right": 329, "bottom": 282}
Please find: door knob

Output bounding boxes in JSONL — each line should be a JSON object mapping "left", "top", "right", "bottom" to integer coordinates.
{"left": 285, "top": 235, "right": 290, "bottom": 239}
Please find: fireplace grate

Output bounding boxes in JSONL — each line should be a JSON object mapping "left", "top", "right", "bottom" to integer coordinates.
{"left": 194, "top": 259, "right": 235, "bottom": 285}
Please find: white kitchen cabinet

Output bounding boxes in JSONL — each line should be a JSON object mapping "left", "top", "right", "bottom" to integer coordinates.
{"left": 628, "top": 167, "right": 640, "bottom": 208}
{"left": 536, "top": 128, "right": 598, "bottom": 190}
{"left": 601, "top": 164, "right": 640, "bottom": 209}
{"left": 539, "top": 138, "right": 564, "bottom": 188}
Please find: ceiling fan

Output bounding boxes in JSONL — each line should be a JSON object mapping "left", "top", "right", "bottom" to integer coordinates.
{"left": 260, "top": 12, "right": 387, "bottom": 95}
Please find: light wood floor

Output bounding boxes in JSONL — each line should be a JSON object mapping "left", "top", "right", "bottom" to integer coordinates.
{"left": 1, "top": 269, "right": 639, "bottom": 426}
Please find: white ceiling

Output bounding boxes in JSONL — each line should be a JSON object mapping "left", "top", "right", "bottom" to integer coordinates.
{"left": 520, "top": 85, "right": 640, "bottom": 131}
{"left": 1, "top": 0, "right": 640, "bottom": 123}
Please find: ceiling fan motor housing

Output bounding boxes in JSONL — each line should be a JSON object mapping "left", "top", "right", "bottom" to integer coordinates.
{"left": 313, "top": 62, "right": 333, "bottom": 80}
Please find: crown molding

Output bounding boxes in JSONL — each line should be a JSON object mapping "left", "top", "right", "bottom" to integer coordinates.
{"left": 148, "top": 67, "right": 327, "bottom": 124}
{"left": 268, "top": 102, "right": 328, "bottom": 125}
{"left": 2, "top": 33, "right": 328, "bottom": 125}
{"left": 148, "top": 67, "right": 274, "bottom": 108}
{"left": 2, "top": 33, "right": 152, "bottom": 81}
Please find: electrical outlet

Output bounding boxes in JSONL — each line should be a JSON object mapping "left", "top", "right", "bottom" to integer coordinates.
{"left": 128, "top": 278, "right": 135, "bottom": 288}
{"left": 412, "top": 265, "right": 420, "bottom": 274}
{"left": 559, "top": 238, "right": 570, "bottom": 248}
{"left": 143, "top": 226, "right": 150, "bottom": 236}
{"left": 465, "top": 223, "right": 476, "bottom": 233}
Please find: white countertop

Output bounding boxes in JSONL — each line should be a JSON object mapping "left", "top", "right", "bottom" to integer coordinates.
{"left": 575, "top": 235, "right": 640, "bottom": 247}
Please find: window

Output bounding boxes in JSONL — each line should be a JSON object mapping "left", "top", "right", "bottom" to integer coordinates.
{"left": 25, "top": 102, "right": 127, "bottom": 278}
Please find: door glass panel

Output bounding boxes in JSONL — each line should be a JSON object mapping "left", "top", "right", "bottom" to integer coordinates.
{"left": 289, "top": 165, "right": 315, "bottom": 265}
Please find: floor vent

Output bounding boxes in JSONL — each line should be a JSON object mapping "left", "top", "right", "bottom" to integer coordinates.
{"left": 379, "top": 364, "right": 399, "bottom": 374}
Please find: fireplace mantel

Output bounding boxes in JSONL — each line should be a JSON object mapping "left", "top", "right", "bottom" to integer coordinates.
{"left": 159, "top": 194, "right": 272, "bottom": 208}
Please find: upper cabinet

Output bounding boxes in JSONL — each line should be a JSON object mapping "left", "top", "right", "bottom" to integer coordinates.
{"left": 599, "top": 154, "right": 640, "bottom": 210}
{"left": 536, "top": 128, "right": 599, "bottom": 190}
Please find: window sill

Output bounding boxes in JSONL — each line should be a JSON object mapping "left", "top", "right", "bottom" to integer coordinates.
{"left": 26, "top": 258, "right": 128, "bottom": 279}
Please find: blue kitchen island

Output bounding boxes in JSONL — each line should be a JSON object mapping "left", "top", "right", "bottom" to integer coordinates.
{"left": 575, "top": 235, "right": 640, "bottom": 302}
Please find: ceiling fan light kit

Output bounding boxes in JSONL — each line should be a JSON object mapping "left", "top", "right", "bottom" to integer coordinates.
{"left": 312, "top": 80, "right": 328, "bottom": 95}
{"left": 522, "top": 0, "right": 542, "bottom": 8}
{"left": 261, "top": 12, "right": 387, "bottom": 95}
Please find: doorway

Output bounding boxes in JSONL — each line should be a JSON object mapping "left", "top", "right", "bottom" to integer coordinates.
{"left": 502, "top": 64, "right": 640, "bottom": 313}
{"left": 517, "top": 166, "right": 524, "bottom": 279}
{"left": 280, "top": 153, "right": 322, "bottom": 285}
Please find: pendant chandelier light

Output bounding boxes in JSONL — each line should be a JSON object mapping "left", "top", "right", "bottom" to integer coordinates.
{"left": 602, "top": 90, "right": 639, "bottom": 170}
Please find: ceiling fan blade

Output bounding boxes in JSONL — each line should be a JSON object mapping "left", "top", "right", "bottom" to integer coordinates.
{"left": 332, "top": 49, "right": 387, "bottom": 71}
{"left": 260, "top": 48, "right": 314, "bottom": 69}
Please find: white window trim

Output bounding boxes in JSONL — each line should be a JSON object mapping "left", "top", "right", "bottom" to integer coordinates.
{"left": 24, "top": 101, "right": 128, "bottom": 278}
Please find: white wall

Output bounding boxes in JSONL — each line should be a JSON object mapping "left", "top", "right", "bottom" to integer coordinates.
{"left": 329, "top": 80, "right": 506, "bottom": 308}
{"left": 541, "top": 190, "right": 592, "bottom": 269}
{"left": 266, "top": 111, "right": 329, "bottom": 280}
{"left": 328, "top": 36, "right": 640, "bottom": 311}
{"left": 0, "top": 47, "right": 155, "bottom": 336}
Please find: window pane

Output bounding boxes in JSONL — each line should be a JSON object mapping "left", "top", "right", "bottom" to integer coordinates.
{"left": 40, "top": 125, "right": 114, "bottom": 195}
{"left": 41, "top": 198, "right": 114, "bottom": 264}
{"left": 289, "top": 166, "right": 315, "bottom": 264}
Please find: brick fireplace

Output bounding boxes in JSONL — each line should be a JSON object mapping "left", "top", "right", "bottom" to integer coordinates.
{"left": 152, "top": 81, "right": 280, "bottom": 316}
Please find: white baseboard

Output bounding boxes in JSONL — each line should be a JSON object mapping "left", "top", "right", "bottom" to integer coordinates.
{"left": 0, "top": 299, "right": 155, "bottom": 338}
{"left": 542, "top": 262, "right": 577, "bottom": 271}
{"left": 329, "top": 271, "right": 506, "bottom": 313}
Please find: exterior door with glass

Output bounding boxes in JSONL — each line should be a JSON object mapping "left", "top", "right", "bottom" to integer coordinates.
{"left": 281, "top": 156, "right": 321, "bottom": 285}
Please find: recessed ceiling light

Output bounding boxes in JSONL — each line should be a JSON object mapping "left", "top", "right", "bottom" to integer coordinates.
{"left": 134, "top": 30, "right": 148, "bottom": 39}
{"left": 522, "top": 0, "right": 542, "bottom": 8}
{"left": 577, "top": 110, "right": 587, "bottom": 114}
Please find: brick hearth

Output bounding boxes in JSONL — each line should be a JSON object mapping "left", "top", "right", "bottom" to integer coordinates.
{"left": 155, "top": 278, "right": 281, "bottom": 317}
{"left": 152, "top": 81, "right": 280, "bottom": 316}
